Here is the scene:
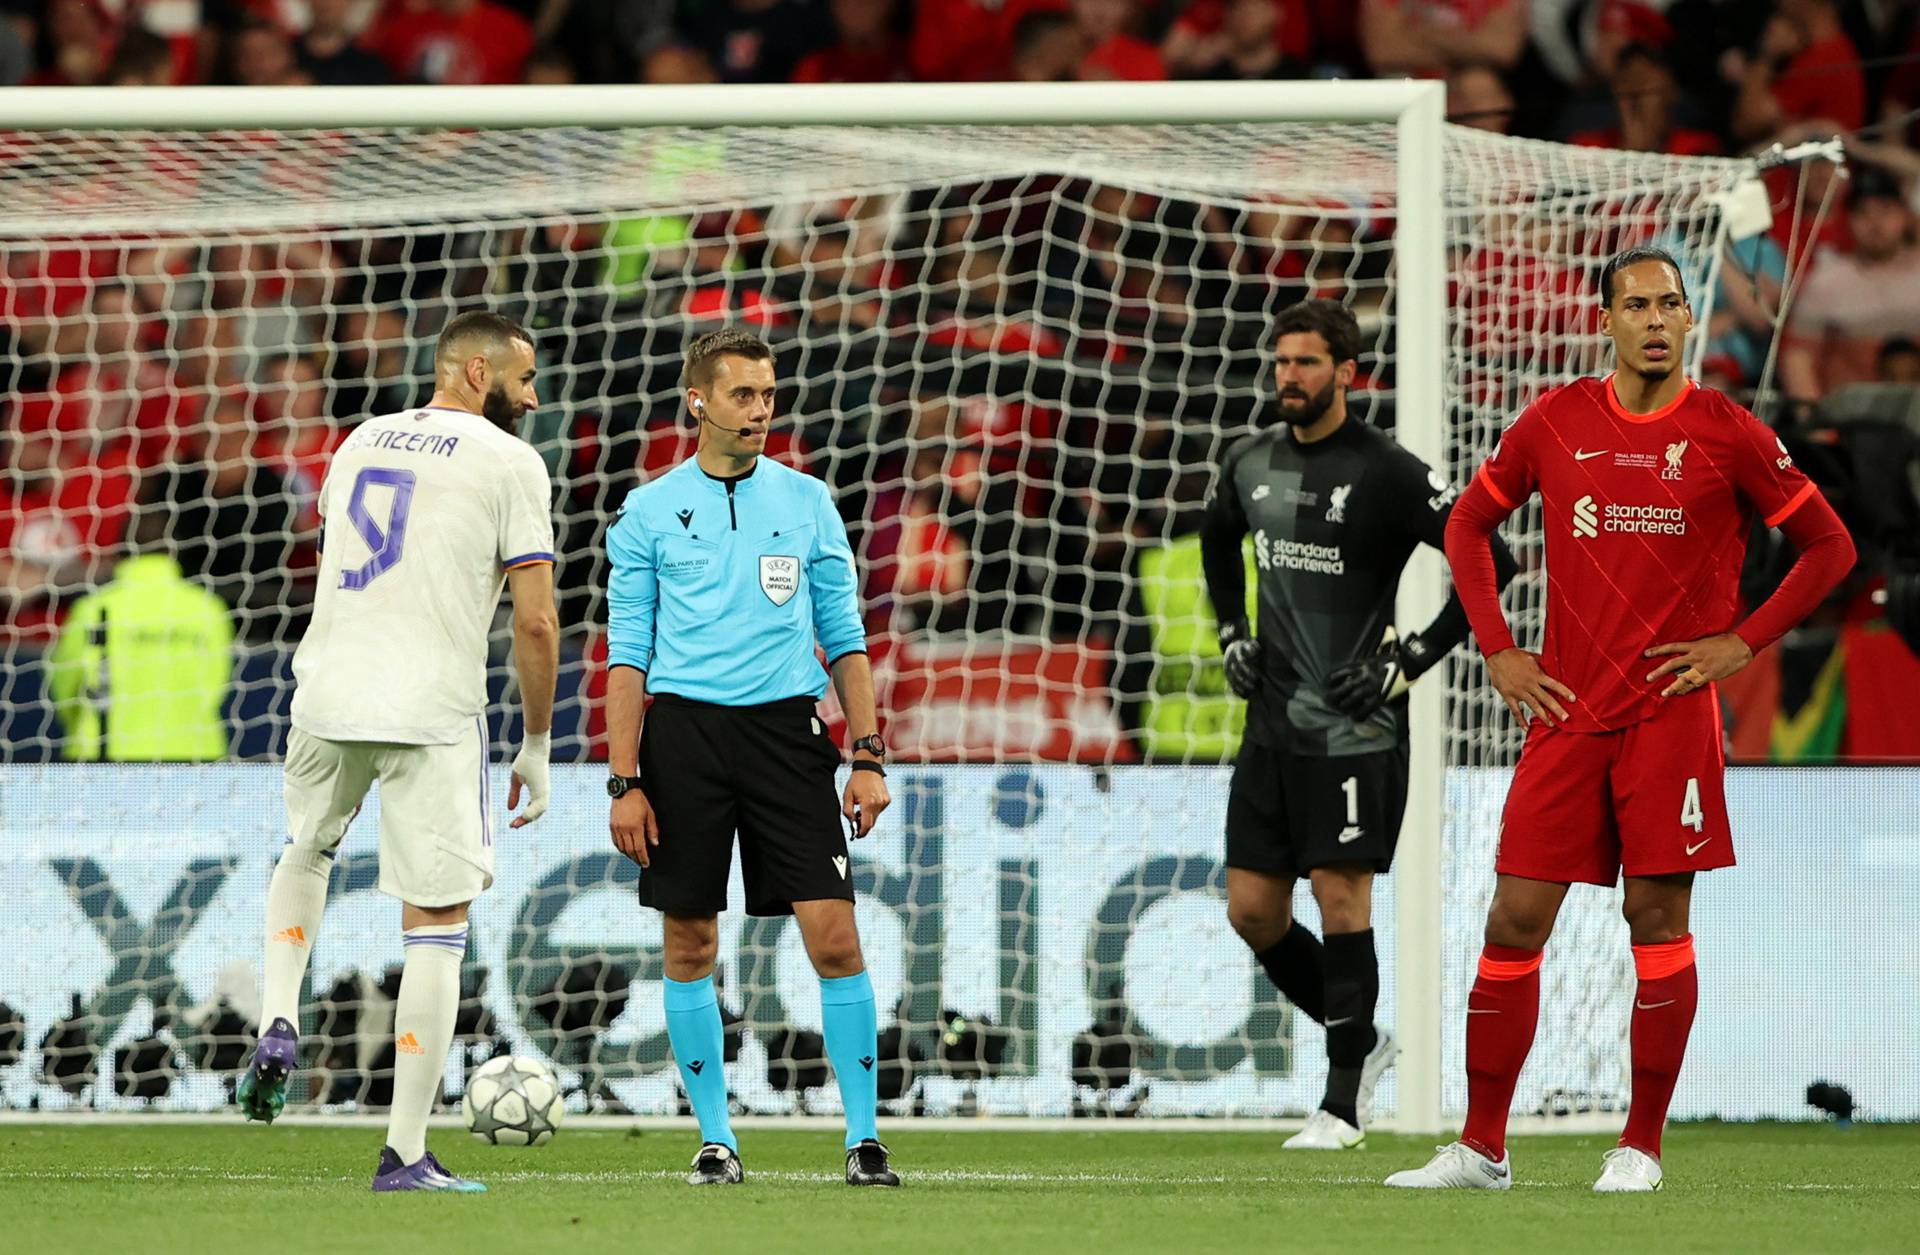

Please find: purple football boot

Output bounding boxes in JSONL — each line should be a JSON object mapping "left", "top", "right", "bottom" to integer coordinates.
{"left": 235, "top": 1017, "right": 298, "bottom": 1123}
{"left": 372, "top": 1147, "right": 488, "bottom": 1193}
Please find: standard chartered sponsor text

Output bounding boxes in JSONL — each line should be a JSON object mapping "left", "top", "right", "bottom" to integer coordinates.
{"left": 1254, "top": 529, "right": 1345, "bottom": 574}
{"left": 1603, "top": 502, "right": 1687, "bottom": 535}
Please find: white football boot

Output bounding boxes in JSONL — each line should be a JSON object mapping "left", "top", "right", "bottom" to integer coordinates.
{"left": 1355, "top": 1025, "right": 1399, "bottom": 1125}
{"left": 1284, "top": 1108, "right": 1366, "bottom": 1150}
{"left": 1383, "top": 1141, "right": 1513, "bottom": 1190}
{"left": 1593, "top": 1146, "right": 1663, "bottom": 1193}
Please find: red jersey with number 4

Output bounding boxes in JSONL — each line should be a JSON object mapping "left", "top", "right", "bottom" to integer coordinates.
{"left": 1470, "top": 375, "right": 1817, "bottom": 733}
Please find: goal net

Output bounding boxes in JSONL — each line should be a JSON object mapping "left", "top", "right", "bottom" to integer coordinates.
{"left": 0, "top": 85, "right": 1758, "bottom": 1124}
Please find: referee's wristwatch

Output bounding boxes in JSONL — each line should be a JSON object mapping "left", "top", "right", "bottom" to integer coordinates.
{"left": 605, "top": 774, "right": 644, "bottom": 799}
{"left": 850, "top": 733, "right": 888, "bottom": 775}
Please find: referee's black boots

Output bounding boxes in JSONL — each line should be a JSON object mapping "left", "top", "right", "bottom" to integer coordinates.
{"left": 845, "top": 1138, "right": 901, "bottom": 1187}
{"left": 687, "top": 1142, "right": 744, "bottom": 1186}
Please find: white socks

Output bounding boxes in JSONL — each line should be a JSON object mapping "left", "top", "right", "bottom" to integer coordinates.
{"left": 260, "top": 846, "right": 332, "bottom": 1029}
{"left": 385, "top": 923, "right": 467, "bottom": 1165}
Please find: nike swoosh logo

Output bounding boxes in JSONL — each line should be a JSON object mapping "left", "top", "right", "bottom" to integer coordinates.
{"left": 1685, "top": 838, "right": 1712, "bottom": 856}
{"left": 1636, "top": 1000, "right": 1676, "bottom": 1011}
{"left": 1574, "top": 449, "right": 1608, "bottom": 461}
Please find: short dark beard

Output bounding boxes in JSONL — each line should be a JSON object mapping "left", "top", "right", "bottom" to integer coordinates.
{"left": 1278, "top": 377, "right": 1339, "bottom": 428}
{"left": 481, "top": 381, "right": 523, "bottom": 432}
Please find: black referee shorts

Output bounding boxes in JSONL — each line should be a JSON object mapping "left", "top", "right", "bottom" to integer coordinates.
{"left": 636, "top": 693, "right": 854, "bottom": 918}
{"left": 1225, "top": 738, "right": 1408, "bottom": 879}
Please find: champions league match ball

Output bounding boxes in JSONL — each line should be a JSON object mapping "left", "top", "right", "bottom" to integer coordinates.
{"left": 463, "top": 1055, "right": 565, "bottom": 1146}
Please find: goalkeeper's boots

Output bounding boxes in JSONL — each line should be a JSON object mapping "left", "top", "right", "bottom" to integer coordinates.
{"left": 845, "top": 1138, "right": 901, "bottom": 1187}
{"left": 1383, "top": 1142, "right": 1512, "bottom": 1190}
{"left": 236, "top": 1017, "right": 298, "bottom": 1124}
{"left": 372, "top": 1147, "right": 487, "bottom": 1193}
{"left": 1284, "top": 1109, "right": 1366, "bottom": 1150}
{"left": 1593, "top": 1146, "right": 1664, "bottom": 1193}
{"left": 688, "top": 1142, "right": 744, "bottom": 1186}
{"left": 1356, "top": 1024, "right": 1400, "bottom": 1125}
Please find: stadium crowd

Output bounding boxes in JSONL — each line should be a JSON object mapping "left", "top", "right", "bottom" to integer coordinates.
{"left": 3, "top": 0, "right": 1920, "bottom": 762}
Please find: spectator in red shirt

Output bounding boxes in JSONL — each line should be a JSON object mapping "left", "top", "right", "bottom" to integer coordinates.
{"left": 1359, "top": 0, "right": 1527, "bottom": 77}
{"left": 793, "top": 0, "right": 910, "bottom": 83}
{"left": 1074, "top": 0, "right": 1164, "bottom": 81}
{"left": 1163, "top": 0, "right": 1311, "bottom": 81}
{"left": 1733, "top": 0, "right": 1865, "bottom": 144}
{"left": 253, "top": 353, "right": 343, "bottom": 541}
{"left": 1571, "top": 43, "right": 1721, "bottom": 156}
{"left": 0, "top": 397, "right": 138, "bottom": 642}
{"left": 370, "top": 0, "right": 533, "bottom": 85}
{"left": 910, "top": 0, "right": 1060, "bottom": 82}
{"left": 0, "top": 242, "right": 113, "bottom": 365}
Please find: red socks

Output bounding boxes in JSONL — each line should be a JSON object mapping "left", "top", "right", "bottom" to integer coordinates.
{"left": 1460, "top": 943, "right": 1542, "bottom": 1163}
{"left": 1620, "top": 934, "right": 1699, "bottom": 1159}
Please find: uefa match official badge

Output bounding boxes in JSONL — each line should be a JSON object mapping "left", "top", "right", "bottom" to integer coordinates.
{"left": 759, "top": 554, "right": 800, "bottom": 605}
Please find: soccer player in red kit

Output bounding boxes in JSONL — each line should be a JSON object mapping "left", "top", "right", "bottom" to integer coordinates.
{"left": 1385, "top": 247, "right": 1855, "bottom": 1193}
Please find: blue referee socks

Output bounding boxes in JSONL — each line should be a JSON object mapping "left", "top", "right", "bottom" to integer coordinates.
{"left": 820, "top": 970, "right": 879, "bottom": 1149}
{"left": 664, "top": 975, "right": 736, "bottom": 1151}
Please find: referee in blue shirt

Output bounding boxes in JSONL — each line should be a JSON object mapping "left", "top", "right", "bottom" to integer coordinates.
{"left": 605, "top": 328, "right": 897, "bottom": 1188}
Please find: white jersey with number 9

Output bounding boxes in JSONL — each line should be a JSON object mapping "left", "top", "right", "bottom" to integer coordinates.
{"left": 291, "top": 405, "right": 555, "bottom": 746}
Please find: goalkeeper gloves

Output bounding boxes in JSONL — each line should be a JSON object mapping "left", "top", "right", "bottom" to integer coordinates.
{"left": 509, "top": 730, "right": 551, "bottom": 827}
{"left": 1325, "top": 626, "right": 1437, "bottom": 721}
{"left": 1219, "top": 619, "right": 1264, "bottom": 700}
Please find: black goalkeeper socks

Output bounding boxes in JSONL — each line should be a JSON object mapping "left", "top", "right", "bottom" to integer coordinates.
{"left": 1253, "top": 922, "right": 1326, "bottom": 1025}
{"left": 1320, "top": 928, "right": 1380, "bottom": 1126}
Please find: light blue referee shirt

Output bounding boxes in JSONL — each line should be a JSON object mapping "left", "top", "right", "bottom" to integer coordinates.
{"left": 606, "top": 456, "right": 867, "bottom": 705}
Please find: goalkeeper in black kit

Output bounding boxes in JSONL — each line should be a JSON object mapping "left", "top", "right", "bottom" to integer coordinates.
{"left": 1202, "top": 299, "right": 1517, "bottom": 1149}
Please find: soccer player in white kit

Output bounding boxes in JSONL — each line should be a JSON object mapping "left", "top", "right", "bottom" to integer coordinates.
{"left": 236, "top": 312, "right": 559, "bottom": 1194}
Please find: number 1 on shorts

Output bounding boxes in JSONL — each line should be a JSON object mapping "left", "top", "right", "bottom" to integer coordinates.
{"left": 1342, "top": 774, "right": 1359, "bottom": 825}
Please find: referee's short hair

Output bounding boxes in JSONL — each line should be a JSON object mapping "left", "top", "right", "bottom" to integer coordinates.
{"left": 1271, "top": 298, "right": 1362, "bottom": 366}
{"left": 436, "top": 310, "right": 532, "bottom": 367}
{"left": 682, "top": 327, "right": 774, "bottom": 389}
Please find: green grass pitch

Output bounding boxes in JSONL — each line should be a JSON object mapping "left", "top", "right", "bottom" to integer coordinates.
{"left": 3, "top": 1122, "right": 1915, "bottom": 1254}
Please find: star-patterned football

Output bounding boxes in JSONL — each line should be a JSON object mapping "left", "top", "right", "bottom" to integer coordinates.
{"left": 462, "top": 1055, "right": 565, "bottom": 1146}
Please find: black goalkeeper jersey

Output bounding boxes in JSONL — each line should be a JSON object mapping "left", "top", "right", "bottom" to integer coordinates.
{"left": 1201, "top": 416, "right": 1484, "bottom": 757}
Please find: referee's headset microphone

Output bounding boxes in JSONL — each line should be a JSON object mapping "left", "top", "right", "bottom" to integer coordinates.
{"left": 693, "top": 396, "right": 756, "bottom": 439}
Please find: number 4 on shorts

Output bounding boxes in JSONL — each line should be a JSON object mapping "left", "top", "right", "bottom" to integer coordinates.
{"left": 1679, "top": 777, "right": 1704, "bottom": 832}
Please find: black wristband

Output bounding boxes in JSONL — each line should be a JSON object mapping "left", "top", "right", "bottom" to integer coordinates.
{"left": 1400, "top": 632, "right": 1437, "bottom": 683}
{"left": 850, "top": 760, "right": 886, "bottom": 776}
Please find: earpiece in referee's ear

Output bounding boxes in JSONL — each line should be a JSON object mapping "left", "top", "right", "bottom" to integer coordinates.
{"left": 692, "top": 397, "right": 705, "bottom": 416}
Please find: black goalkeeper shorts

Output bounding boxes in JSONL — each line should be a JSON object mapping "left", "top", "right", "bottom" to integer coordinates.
{"left": 636, "top": 693, "right": 854, "bottom": 917}
{"left": 1225, "top": 738, "right": 1408, "bottom": 878}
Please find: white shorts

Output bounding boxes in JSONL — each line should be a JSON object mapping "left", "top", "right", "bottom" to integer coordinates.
{"left": 283, "top": 719, "right": 494, "bottom": 908}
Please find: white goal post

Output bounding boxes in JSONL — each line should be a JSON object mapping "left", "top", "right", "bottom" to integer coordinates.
{"left": 0, "top": 82, "right": 1759, "bottom": 1132}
